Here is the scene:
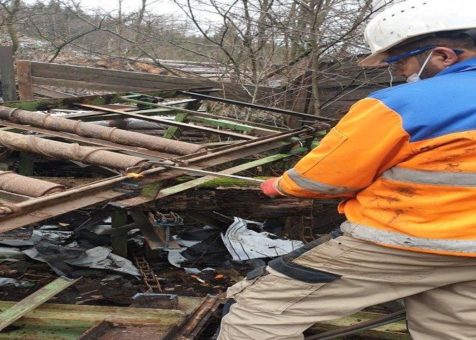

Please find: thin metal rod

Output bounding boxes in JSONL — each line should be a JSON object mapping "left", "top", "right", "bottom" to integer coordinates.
{"left": 122, "top": 97, "right": 287, "bottom": 133}
{"left": 181, "top": 91, "right": 337, "bottom": 123}
{"left": 154, "top": 163, "right": 265, "bottom": 184}
{"left": 77, "top": 104, "right": 256, "bottom": 140}
{"left": 179, "top": 126, "right": 313, "bottom": 164}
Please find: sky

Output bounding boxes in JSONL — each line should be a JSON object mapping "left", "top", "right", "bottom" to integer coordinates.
{"left": 75, "top": 0, "right": 180, "bottom": 15}
{"left": 72, "top": 0, "right": 223, "bottom": 25}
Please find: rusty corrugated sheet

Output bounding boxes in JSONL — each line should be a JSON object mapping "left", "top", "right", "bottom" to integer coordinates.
{"left": 0, "top": 107, "right": 205, "bottom": 155}
{"left": 0, "top": 130, "right": 149, "bottom": 170}
{"left": 0, "top": 171, "right": 65, "bottom": 197}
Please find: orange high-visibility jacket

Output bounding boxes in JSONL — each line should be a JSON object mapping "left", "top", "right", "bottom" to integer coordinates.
{"left": 277, "top": 58, "right": 476, "bottom": 256}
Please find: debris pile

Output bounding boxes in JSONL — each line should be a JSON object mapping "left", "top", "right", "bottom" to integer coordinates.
{"left": 0, "top": 89, "right": 336, "bottom": 338}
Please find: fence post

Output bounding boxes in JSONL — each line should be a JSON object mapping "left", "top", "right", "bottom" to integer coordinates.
{"left": 16, "top": 60, "right": 34, "bottom": 100}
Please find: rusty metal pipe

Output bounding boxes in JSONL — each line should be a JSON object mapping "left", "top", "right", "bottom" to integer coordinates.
{"left": 0, "top": 130, "right": 148, "bottom": 170}
{"left": 0, "top": 171, "right": 65, "bottom": 197}
{"left": 0, "top": 107, "right": 204, "bottom": 155}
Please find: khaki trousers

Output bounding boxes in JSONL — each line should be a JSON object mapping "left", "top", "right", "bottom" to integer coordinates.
{"left": 218, "top": 235, "right": 476, "bottom": 340}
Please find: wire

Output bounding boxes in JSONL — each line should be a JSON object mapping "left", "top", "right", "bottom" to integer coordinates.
{"left": 388, "top": 66, "right": 394, "bottom": 87}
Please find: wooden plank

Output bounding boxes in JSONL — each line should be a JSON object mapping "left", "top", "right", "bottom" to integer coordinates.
{"left": 0, "top": 46, "right": 16, "bottom": 102}
{"left": 21, "top": 61, "right": 279, "bottom": 103}
{"left": 0, "top": 277, "right": 79, "bottom": 331}
{"left": 29, "top": 62, "right": 216, "bottom": 88}
{"left": 0, "top": 297, "right": 202, "bottom": 339}
{"left": 0, "top": 322, "right": 87, "bottom": 339}
{"left": 16, "top": 60, "right": 34, "bottom": 100}
{"left": 0, "top": 300, "right": 198, "bottom": 324}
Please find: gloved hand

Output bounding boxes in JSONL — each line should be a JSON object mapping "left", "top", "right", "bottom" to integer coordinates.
{"left": 260, "top": 177, "right": 285, "bottom": 198}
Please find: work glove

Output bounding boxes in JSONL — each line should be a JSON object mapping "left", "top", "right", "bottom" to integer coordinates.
{"left": 260, "top": 177, "right": 285, "bottom": 198}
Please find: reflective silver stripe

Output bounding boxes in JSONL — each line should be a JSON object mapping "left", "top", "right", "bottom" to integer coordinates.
{"left": 382, "top": 167, "right": 476, "bottom": 187}
{"left": 341, "top": 221, "right": 476, "bottom": 254}
{"left": 286, "top": 169, "right": 360, "bottom": 195}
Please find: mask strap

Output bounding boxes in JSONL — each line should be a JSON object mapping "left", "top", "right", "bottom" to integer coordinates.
{"left": 387, "top": 66, "right": 394, "bottom": 87}
{"left": 417, "top": 50, "right": 434, "bottom": 78}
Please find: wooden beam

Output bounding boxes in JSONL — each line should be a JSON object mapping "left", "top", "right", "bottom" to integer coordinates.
{"left": 16, "top": 60, "right": 34, "bottom": 100}
{"left": 17, "top": 61, "right": 278, "bottom": 103}
{"left": 0, "top": 277, "right": 79, "bottom": 331}
{"left": 0, "top": 297, "right": 202, "bottom": 339}
{"left": 0, "top": 301, "right": 188, "bottom": 324}
{"left": 29, "top": 62, "right": 216, "bottom": 89}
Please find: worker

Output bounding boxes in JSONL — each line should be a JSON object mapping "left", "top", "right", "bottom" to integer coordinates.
{"left": 218, "top": 0, "right": 476, "bottom": 339}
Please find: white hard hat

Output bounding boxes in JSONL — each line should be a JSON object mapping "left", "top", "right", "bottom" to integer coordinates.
{"left": 360, "top": 0, "right": 476, "bottom": 67}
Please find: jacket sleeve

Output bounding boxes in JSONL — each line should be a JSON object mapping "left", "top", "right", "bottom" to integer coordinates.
{"left": 277, "top": 97, "right": 414, "bottom": 199}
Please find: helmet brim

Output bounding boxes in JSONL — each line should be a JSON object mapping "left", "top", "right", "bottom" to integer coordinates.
{"left": 359, "top": 52, "right": 389, "bottom": 67}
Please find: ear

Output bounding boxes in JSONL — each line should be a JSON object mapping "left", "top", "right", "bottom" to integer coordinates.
{"left": 431, "top": 47, "right": 460, "bottom": 67}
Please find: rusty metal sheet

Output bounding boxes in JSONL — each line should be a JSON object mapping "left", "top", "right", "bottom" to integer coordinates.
{"left": 0, "top": 127, "right": 311, "bottom": 230}
{"left": 0, "top": 106, "right": 205, "bottom": 155}
{"left": 0, "top": 171, "right": 64, "bottom": 197}
{"left": 0, "top": 130, "right": 149, "bottom": 170}
{"left": 0, "top": 119, "right": 174, "bottom": 160}
{"left": 0, "top": 88, "right": 320, "bottom": 233}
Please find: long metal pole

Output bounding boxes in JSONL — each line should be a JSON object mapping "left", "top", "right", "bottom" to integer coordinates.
{"left": 77, "top": 104, "right": 257, "bottom": 140}
{"left": 151, "top": 162, "right": 265, "bottom": 184}
{"left": 180, "top": 91, "right": 337, "bottom": 123}
{"left": 0, "top": 106, "right": 204, "bottom": 155}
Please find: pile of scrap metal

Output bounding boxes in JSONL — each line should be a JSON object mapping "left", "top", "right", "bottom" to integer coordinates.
{"left": 0, "top": 89, "right": 335, "bottom": 338}
{"left": 0, "top": 90, "right": 332, "bottom": 234}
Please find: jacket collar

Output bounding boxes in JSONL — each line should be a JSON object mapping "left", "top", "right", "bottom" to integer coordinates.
{"left": 436, "top": 56, "right": 476, "bottom": 77}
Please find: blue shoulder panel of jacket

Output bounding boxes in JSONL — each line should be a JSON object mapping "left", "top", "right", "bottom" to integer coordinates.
{"left": 368, "top": 57, "right": 476, "bottom": 142}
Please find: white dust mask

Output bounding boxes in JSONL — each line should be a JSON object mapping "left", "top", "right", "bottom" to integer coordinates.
{"left": 406, "top": 50, "right": 434, "bottom": 83}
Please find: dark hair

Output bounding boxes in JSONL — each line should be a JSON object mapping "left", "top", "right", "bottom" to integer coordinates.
{"left": 391, "top": 29, "right": 476, "bottom": 53}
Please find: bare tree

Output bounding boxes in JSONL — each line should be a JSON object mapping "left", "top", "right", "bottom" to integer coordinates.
{"left": 0, "top": 0, "right": 21, "bottom": 52}
{"left": 170, "top": 0, "right": 395, "bottom": 115}
{"left": 0, "top": 0, "right": 397, "bottom": 120}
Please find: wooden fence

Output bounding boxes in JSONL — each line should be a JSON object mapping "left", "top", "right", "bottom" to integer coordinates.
{"left": 15, "top": 60, "right": 277, "bottom": 104}
{"left": 1, "top": 57, "right": 402, "bottom": 119}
